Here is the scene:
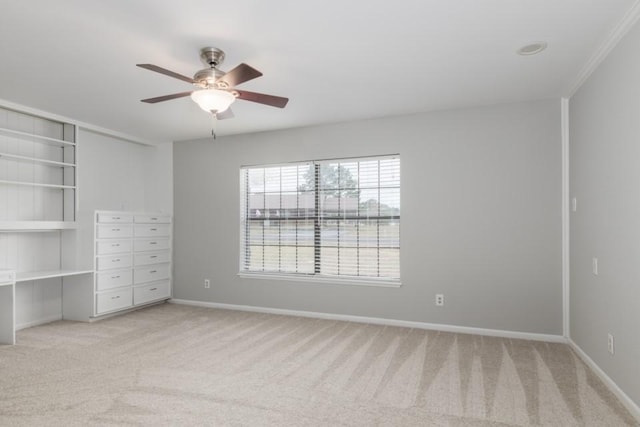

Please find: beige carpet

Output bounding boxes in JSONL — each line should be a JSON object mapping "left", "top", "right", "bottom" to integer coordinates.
{"left": 0, "top": 303, "right": 636, "bottom": 426}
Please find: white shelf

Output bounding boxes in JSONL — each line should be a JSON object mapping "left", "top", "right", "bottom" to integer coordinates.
{"left": 0, "top": 221, "right": 77, "bottom": 231}
{"left": 0, "top": 126, "right": 75, "bottom": 148}
{"left": 0, "top": 269, "right": 15, "bottom": 285}
{"left": 0, "top": 179, "right": 75, "bottom": 189}
{"left": 15, "top": 269, "right": 93, "bottom": 282}
{"left": 0, "top": 152, "right": 75, "bottom": 168}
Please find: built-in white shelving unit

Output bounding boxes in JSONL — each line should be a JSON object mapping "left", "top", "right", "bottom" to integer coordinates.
{"left": 0, "top": 106, "right": 90, "bottom": 342}
{"left": 0, "top": 108, "right": 76, "bottom": 226}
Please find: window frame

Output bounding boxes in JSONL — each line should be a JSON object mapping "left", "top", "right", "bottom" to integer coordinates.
{"left": 239, "top": 155, "right": 401, "bottom": 287}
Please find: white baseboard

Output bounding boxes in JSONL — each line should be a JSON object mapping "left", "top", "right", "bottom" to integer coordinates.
{"left": 169, "top": 299, "right": 566, "bottom": 343}
{"left": 568, "top": 339, "right": 640, "bottom": 422}
{"left": 15, "top": 314, "right": 62, "bottom": 331}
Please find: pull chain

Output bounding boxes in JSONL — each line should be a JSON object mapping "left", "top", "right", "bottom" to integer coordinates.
{"left": 211, "top": 112, "right": 218, "bottom": 140}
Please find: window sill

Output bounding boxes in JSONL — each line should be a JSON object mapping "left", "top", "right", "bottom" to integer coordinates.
{"left": 237, "top": 272, "right": 402, "bottom": 288}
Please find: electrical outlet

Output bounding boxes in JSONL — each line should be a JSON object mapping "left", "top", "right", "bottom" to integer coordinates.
{"left": 435, "top": 294, "right": 444, "bottom": 307}
{"left": 204, "top": 279, "right": 210, "bottom": 289}
{"left": 572, "top": 197, "right": 577, "bottom": 212}
{"left": 592, "top": 257, "right": 598, "bottom": 276}
{"left": 608, "top": 333, "right": 614, "bottom": 355}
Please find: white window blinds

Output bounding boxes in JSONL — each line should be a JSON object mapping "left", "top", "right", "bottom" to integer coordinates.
{"left": 240, "top": 155, "right": 400, "bottom": 282}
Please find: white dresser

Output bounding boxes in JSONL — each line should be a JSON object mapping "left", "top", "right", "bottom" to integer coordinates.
{"left": 93, "top": 211, "right": 172, "bottom": 316}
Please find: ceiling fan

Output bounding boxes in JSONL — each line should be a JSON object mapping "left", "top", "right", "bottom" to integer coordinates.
{"left": 137, "top": 47, "right": 288, "bottom": 120}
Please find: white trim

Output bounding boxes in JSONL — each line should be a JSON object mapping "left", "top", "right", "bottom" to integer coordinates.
{"left": 567, "top": 0, "right": 640, "bottom": 97}
{"left": 239, "top": 153, "right": 400, "bottom": 170}
{"left": 237, "top": 272, "right": 402, "bottom": 288}
{"left": 0, "top": 98, "right": 165, "bottom": 146}
{"left": 561, "top": 98, "right": 570, "bottom": 338}
{"left": 80, "top": 300, "right": 168, "bottom": 323}
{"left": 169, "top": 298, "right": 566, "bottom": 343}
{"left": 15, "top": 314, "right": 62, "bottom": 331}
{"left": 568, "top": 339, "right": 640, "bottom": 422}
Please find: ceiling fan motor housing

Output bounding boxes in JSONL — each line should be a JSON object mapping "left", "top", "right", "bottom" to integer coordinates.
{"left": 194, "top": 47, "right": 227, "bottom": 87}
{"left": 200, "top": 47, "right": 225, "bottom": 67}
{"left": 193, "top": 67, "right": 226, "bottom": 88}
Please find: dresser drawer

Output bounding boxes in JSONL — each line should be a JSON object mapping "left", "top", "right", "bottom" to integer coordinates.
{"left": 134, "top": 224, "right": 170, "bottom": 238}
{"left": 96, "top": 239, "right": 132, "bottom": 255}
{"left": 133, "top": 238, "right": 169, "bottom": 252}
{"left": 97, "top": 224, "right": 133, "bottom": 239}
{"left": 134, "top": 251, "right": 170, "bottom": 266}
{"left": 97, "top": 213, "right": 133, "bottom": 224}
{"left": 134, "top": 264, "right": 170, "bottom": 284}
{"left": 134, "top": 214, "right": 171, "bottom": 224}
{"left": 134, "top": 280, "right": 171, "bottom": 305}
{"left": 96, "top": 269, "right": 133, "bottom": 291}
{"left": 96, "top": 254, "right": 132, "bottom": 271}
{"left": 96, "top": 287, "right": 132, "bottom": 315}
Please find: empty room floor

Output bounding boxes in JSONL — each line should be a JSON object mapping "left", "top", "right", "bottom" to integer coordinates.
{"left": 0, "top": 303, "right": 636, "bottom": 426}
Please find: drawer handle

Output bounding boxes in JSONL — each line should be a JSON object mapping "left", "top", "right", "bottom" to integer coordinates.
{"left": 112, "top": 228, "right": 120, "bottom": 232}
{"left": 150, "top": 217, "right": 158, "bottom": 220}
{"left": 150, "top": 256, "right": 157, "bottom": 259}
{"left": 111, "top": 295, "right": 120, "bottom": 300}
{"left": 113, "top": 217, "right": 120, "bottom": 220}
{"left": 150, "top": 228, "right": 157, "bottom": 231}
{"left": 150, "top": 242, "right": 157, "bottom": 245}
{"left": 112, "top": 243, "right": 120, "bottom": 247}
{"left": 112, "top": 259, "right": 120, "bottom": 262}
{"left": 150, "top": 287, "right": 157, "bottom": 291}
{"left": 150, "top": 270, "right": 157, "bottom": 274}
{"left": 111, "top": 275, "right": 120, "bottom": 279}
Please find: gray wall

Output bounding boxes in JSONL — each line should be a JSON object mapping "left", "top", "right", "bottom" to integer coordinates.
{"left": 570, "top": 21, "right": 640, "bottom": 406}
{"left": 173, "top": 99, "right": 562, "bottom": 334}
{"left": 69, "top": 130, "right": 174, "bottom": 270}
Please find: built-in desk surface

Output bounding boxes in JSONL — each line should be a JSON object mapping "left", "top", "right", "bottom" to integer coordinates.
{"left": 0, "top": 270, "right": 93, "bottom": 345}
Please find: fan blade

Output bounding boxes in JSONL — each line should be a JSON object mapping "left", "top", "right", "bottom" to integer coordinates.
{"left": 141, "top": 91, "right": 193, "bottom": 103}
{"left": 219, "top": 63, "right": 262, "bottom": 87}
{"left": 212, "top": 108, "right": 234, "bottom": 120}
{"left": 233, "top": 90, "right": 289, "bottom": 108}
{"left": 136, "top": 64, "right": 195, "bottom": 84}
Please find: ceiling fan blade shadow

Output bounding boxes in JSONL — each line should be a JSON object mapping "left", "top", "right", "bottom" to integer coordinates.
{"left": 141, "top": 91, "right": 193, "bottom": 103}
{"left": 137, "top": 64, "right": 195, "bottom": 84}
{"left": 233, "top": 90, "right": 289, "bottom": 108}
{"left": 212, "top": 108, "right": 235, "bottom": 120}
{"left": 219, "top": 63, "right": 262, "bottom": 87}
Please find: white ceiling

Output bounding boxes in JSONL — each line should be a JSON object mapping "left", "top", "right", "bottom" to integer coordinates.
{"left": 0, "top": 0, "right": 636, "bottom": 143}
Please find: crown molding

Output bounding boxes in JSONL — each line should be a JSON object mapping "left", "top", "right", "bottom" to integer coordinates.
{"left": 567, "top": 0, "right": 640, "bottom": 97}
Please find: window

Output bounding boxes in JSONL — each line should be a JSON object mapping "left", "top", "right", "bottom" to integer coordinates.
{"left": 240, "top": 155, "right": 400, "bottom": 284}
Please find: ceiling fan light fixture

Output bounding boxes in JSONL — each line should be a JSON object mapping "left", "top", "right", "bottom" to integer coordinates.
{"left": 191, "top": 89, "right": 235, "bottom": 113}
